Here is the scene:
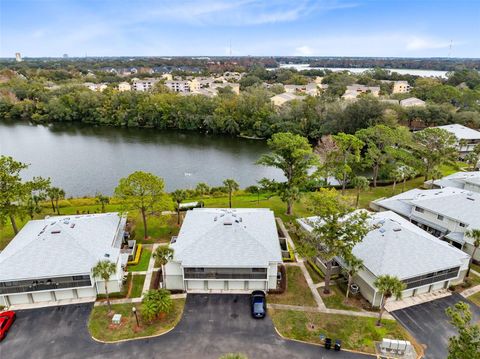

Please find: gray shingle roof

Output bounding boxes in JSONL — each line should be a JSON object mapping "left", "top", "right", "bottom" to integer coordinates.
{"left": 298, "top": 211, "right": 468, "bottom": 280}
{"left": 436, "top": 124, "right": 480, "bottom": 140}
{"left": 171, "top": 208, "right": 282, "bottom": 268}
{"left": 0, "top": 213, "right": 124, "bottom": 281}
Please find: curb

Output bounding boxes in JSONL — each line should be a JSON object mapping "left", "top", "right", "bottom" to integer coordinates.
{"left": 272, "top": 326, "right": 377, "bottom": 357}
{"left": 90, "top": 324, "right": 176, "bottom": 344}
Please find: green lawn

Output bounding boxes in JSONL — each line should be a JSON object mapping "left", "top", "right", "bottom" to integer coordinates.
{"left": 270, "top": 309, "right": 414, "bottom": 354}
{"left": 318, "top": 285, "right": 361, "bottom": 312}
{"left": 130, "top": 274, "right": 146, "bottom": 298}
{"left": 471, "top": 263, "right": 480, "bottom": 274}
{"left": 128, "top": 248, "right": 152, "bottom": 272}
{"left": 88, "top": 299, "right": 185, "bottom": 342}
{"left": 305, "top": 260, "right": 323, "bottom": 284}
{"left": 468, "top": 292, "right": 480, "bottom": 307}
{"left": 0, "top": 161, "right": 464, "bottom": 251}
{"left": 269, "top": 266, "right": 317, "bottom": 307}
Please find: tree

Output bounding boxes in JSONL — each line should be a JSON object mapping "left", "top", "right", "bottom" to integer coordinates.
{"left": 350, "top": 176, "right": 369, "bottom": 208}
{"left": 47, "top": 186, "right": 65, "bottom": 214}
{"left": 195, "top": 182, "right": 210, "bottom": 198}
{"left": 328, "top": 133, "right": 364, "bottom": 194}
{"left": 464, "top": 152, "right": 479, "bottom": 171}
{"left": 171, "top": 189, "right": 187, "bottom": 225}
{"left": 24, "top": 177, "right": 50, "bottom": 219}
{"left": 445, "top": 302, "right": 480, "bottom": 359}
{"left": 401, "top": 165, "right": 417, "bottom": 192}
{"left": 245, "top": 185, "right": 261, "bottom": 204}
{"left": 413, "top": 128, "right": 458, "bottom": 181}
{"left": 344, "top": 255, "right": 363, "bottom": 300}
{"left": 390, "top": 167, "right": 405, "bottom": 195}
{"left": 92, "top": 260, "right": 117, "bottom": 312}
{"left": 257, "top": 132, "right": 317, "bottom": 215}
{"left": 219, "top": 354, "right": 248, "bottom": 359}
{"left": 374, "top": 275, "right": 405, "bottom": 326}
{"left": 308, "top": 188, "right": 371, "bottom": 294}
{"left": 223, "top": 179, "right": 239, "bottom": 208}
{"left": 142, "top": 289, "right": 173, "bottom": 322}
{"left": 95, "top": 193, "right": 110, "bottom": 213}
{"left": 114, "top": 171, "right": 168, "bottom": 239}
{"left": 0, "top": 156, "right": 49, "bottom": 234}
{"left": 153, "top": 246, "right": 174, "bottom": 286}
{"left": 466, "top": 229, "right": 480, "bottom": 278}
{"left": 356, "top": 125, "right": 411, "bottom": 187}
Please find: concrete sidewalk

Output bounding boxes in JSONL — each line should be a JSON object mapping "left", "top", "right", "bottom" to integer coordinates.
{"left": 385, "top": 289, "right": 451, "bottom": 312}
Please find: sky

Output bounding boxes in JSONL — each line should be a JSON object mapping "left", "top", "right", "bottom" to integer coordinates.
{"left": 1, "top": 0, "right": 479, "bottom": 58}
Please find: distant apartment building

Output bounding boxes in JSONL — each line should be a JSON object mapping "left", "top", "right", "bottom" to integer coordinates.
{"left": 165, "top": 80, "right": 192, "bottom": 93}
{"left": 271, "top": 93, "right": 304, "bottom": 107}
{"left": 15, "top": 52, "right": 22, "bottom": 62}
{"left": 84, "top": 82, "right": 108, "bottom": 92}
{"left": 342, "top": 84, "right": 380, "bottom": 100}
{"left": 392, "top": 81, "right": 411, "bottom": 94}
{"left": 132, "top": 78, "right": 159, "bottom": 92}
{"left": 117, "top": 82, "right": 131, "bottom": 92}
{"left": 400, "top": 97, "right": 425, "bottom": 107}
{"left": 284, "top": 83, "right": 327, "bottom": 96}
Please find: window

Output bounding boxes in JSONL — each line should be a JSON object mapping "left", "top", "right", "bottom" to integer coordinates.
{"left": 437, "top": 215, "right": 444, "bottom": 221}
{"left": 414, "top": 207, "right": 424, "bottom": 213}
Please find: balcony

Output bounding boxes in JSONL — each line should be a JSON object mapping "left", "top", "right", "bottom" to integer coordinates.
{"left": 0, "top": 279, "right": 92, "bottom": 295}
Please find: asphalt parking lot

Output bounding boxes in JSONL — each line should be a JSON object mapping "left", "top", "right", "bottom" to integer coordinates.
{"left": 391, "top": 293, "right": 480, "bottom": 359}
{"left": 0, "top": 294, "right": 370, "bottom": 359}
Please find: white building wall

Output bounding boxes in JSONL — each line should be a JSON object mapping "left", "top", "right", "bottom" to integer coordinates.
{"left": 165, "top": 261, "right": 184, "bottom": 290}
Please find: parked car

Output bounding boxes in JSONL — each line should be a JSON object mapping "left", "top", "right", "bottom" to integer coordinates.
{"left": 0, "top": 311, "right": 16, "bottom": 341}
{"left": 250, "top": 290, "right": 266, "bottom": 319}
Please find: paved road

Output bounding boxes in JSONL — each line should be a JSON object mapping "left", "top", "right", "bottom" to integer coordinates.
{"left": 1, "top": 294, "right": 370, "bottom": 359}
{"left": 391, "top": 293, "right": 480, "bottom": 359}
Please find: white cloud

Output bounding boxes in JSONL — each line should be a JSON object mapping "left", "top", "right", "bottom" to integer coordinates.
{"left": 405, "top": 36, "right": 451, "bottom": 50}
{"left": 295, "top": 45, "right": 314, "bottom": 56}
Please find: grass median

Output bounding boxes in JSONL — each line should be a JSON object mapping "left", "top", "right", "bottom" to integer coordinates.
{"left": 88, "top": 298, "right": 185, "bottom": 342}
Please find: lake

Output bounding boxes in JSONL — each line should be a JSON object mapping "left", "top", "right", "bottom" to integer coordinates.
{"left": 277, "top": 64, "right": 449, "bottom": 78}
{"left": 0, "top": 121, "right": 284, "bottom": 197}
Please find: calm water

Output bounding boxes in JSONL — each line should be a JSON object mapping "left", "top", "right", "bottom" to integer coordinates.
{"left": 0, "top": 122, "right": 283, "bottom": 196}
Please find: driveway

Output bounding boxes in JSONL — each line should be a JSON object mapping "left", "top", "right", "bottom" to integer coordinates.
{"left": 391, "top": 293, "right": 480, "bottom": 359}
{"left": 0, "top": 294, "right": 370, "bottom": 359}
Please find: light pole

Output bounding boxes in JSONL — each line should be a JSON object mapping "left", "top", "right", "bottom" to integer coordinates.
{"left": 132, "top": 306, "right": 139, "bottom": 327}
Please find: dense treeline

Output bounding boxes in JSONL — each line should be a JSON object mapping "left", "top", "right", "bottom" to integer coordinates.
{"left": 1, "top": 67, "right": 480, "bottom": 140}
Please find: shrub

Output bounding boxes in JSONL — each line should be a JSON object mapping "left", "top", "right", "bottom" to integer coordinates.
{"left": 141, "top": 289, "right": 173, "bottom": 322}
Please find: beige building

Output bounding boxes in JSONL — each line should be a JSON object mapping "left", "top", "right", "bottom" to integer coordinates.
{"left": 400, "top": 97, "right": 426, "bottom": 107}
{"left": 392, "top": 81, "right": 411, "bottom": 94}
{"left": 132, "top": 78, "right": 159, "bottom": 92}
{"left": 271, "top": 93, "right": 304, "bottom": 106}
{"left": 342, "top": 84, "right": 380, "bottom": 100}
{"left": 84, "top": 82, "right": 108, "bottom": 92}
{"left": 117, "top": 82, "right": 131, "bottom": 92}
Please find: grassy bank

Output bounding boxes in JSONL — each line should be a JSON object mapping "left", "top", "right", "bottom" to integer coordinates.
{"left": 0, "top": 162, "right": 462, "bottom": 250}
{"left": 88, "top": 299, "right": 185, "bottom": 342}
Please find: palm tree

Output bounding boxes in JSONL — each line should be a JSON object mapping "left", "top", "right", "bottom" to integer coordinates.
{"left": 47, "top": 187, "right": 59, "bottom": 213}
{"left": 153, "top": 246, "right": 174, "bottom": 287}
{"left": 195, "top": 182, "right": 210, "bottom": 198}
{"left": 390, "top": 168, "right": 404, "bottom": 195}
{"left": 95, "top": 193, "right": 110, "bottom": 213}
{"left": 344, "top": 255, "right": 363, "bottom": 300}
{"left": 350, "top": 176, "right": 369, "bottom": 208}
{"left": 55, "top": 188, "right": 65, "bottom": 214}
{"left": 429, "top": 168, "right": 442, "bottom": 189}
{"left": 171, "top": 190, "right": 187, "bottom": 225}
{"left": 401, "top": 166, "right": 417, "bottom": 193}
{"left": 223, "top": 179, "right": 239, "bottom": 208}
{"left": 466, "top": 229, "right": 480, "bottom": 277}
{"left": 92, "top": 260, "right": 117, "bottom": 312}
{"left": 374, "top": 275, "right": 405, "bottom": 326}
